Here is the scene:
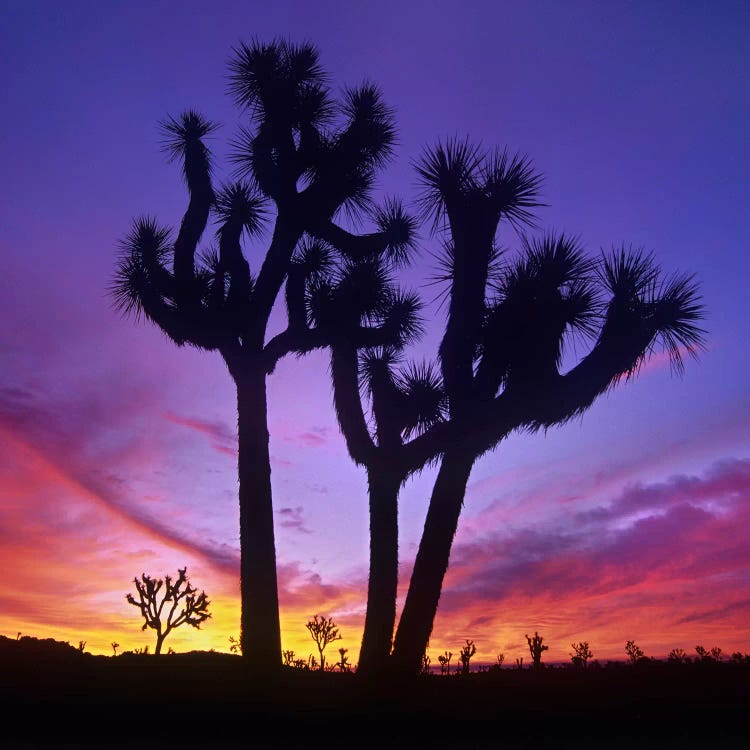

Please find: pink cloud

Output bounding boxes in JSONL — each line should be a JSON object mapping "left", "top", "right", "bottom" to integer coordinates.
{"left": 164, "top": 411, "right": 237, "bottom": 457}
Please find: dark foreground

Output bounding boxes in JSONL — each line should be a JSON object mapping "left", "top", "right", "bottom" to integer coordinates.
{"left": 2, "top": 639, "right": 748, "bottom": 749}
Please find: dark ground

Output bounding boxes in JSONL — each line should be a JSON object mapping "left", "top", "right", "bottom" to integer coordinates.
{"left": 2, "top": 636, "right": 748, "bottom": 749}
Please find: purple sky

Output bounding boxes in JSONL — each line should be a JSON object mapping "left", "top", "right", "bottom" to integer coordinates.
{"left": 1, "top": 0, "right": 749, "bottom": 662}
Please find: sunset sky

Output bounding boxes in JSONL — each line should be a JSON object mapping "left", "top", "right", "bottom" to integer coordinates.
{"left": 2, "top": 1, "right": 749, "bottom": 666}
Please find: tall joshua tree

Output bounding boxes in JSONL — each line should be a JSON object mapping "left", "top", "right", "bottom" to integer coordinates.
{"left": 112, "top": 39, "right": 416, "bottom": 672}
{"left": 384, "top": 138, "right": 706, "bottom": 674}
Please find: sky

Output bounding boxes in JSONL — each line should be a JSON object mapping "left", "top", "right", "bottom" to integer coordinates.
{"left": 1, "top": 0, "right": 749, "bottom": 666}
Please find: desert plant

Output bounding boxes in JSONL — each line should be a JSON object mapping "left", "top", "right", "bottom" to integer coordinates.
{"left": 625, "top": 640, "right": 645, "bottom": 663}
{"left": 570, "top": 641, "right": 593, "bottom": 668}
{"left": 335, "top": 647, "right": 351, "bottom": 672}
{"left": 526, "top": 632, "right": 549, "bottom": 669}
{"left": 458, "top": 639, "right": 476, "bottom": 675}
{"left": 386, "top": 145, "right": 706, "bottom": 674}
{"left": 437, "top": 650, "right": 453, "bottom": 675}
{"left": 306, "top": 614, "right": 342, "bottom": 672}
{"left": 125, "top": 567, "right": 210, "bottom": 654}
{"left": 111, "top": 642, "right": 119, "bottom": 657}
{"left": 695, "top": 645, "right": 723, "bottom": 662}
{"left": 113, "top": 38, "right": 414, "bottom": 672}
{"left": 515, "top": 657, "right": 524, "bottom": 670}
{"left": 229, "top": 635, "right": 242, "bottom": 654}
{"left": 77, "top": 640, "right": 86, "bottom": 653}
{"left": 420, "top": 650, "right": 431, "bottom": 675}
{"left": 668, "top": 647, "right": 689, "bottom": 663}
{"left": 494, "top": 653, "right": 505, "bottom": 670}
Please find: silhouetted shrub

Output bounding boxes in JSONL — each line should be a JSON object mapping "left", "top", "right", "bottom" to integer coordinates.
{"left": 526, "top": 632, "right": 549, "bottom": 669}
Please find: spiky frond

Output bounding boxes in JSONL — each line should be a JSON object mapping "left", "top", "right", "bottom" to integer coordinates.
{"left": 648, "top": 272, "right": 707, "bottom": 374}
{"left": 598, "top": 246, "right": 659, "bottom": 299}
{"left": 381, "top": 289, "right": 424, "bottom": 348}
{"left": 213, "top": 180, "right": 269, "bottom": 238}
{"left": 227, "top": 39, "right": 331, "bottom": 127}
{"left": 482, "top": 148, "right": 543, "bottom": 228}
{"left": 338, "top": 82, "right": 396, "bottom": 170}
{"left": 373, "top": 197, "right": 418, "bottom": 268}
{"left": 334, "top": 257, "right": 394, "bottom": 325}
{"left": 159, "top": 110, "right": 217, "bottom": 187}
{"left": 112, "top": 217, "right": 173, "bottom": 318}
{"left": 414, "top": 137, "right": 484, "bottom": 230}
{"left": 398, "top": 361, "right": 447, "bottom": 439}
{"left": 303, "top": 84, "right": 397, "bottom": 221}
{"left": 293, "top": 237, "right": 334, "bottom": 279}
{"left": 360, "top": 346, "right": 401, "bottom": 395}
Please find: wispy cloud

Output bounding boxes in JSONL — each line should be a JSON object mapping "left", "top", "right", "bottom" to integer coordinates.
{"left": 277, "top": 506, "right": 311, "bottom": 534}
{"left": 164, "top": 411, "right": 237, "bottom": 456}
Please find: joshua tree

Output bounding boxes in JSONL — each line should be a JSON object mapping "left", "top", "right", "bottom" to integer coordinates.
{"left": 458, "top": 639, "right": 476, "bottom": 674}
{"left": 335, "top": 647, "right": 351, "bottom": 672}
{"left": 526, "top": 632, "right": 549, "bottom": 669}
{"left": 383, "top": 139, "right": 706, "bottom": 675}
{"left": 111, "top": 641, "right": 119, "bottom": 657}
{"left": 668, "top": 647, "right": 689, "bottom": 663}
{"left": 112, "top": 39, "right": 415, "bottom": 672}
{"left": 625, "top": 640, "right": 645, "bottom": 663}
{"left": 306, "top": 614, "right": 342, "bottom": 672}
{"left": 570, "top": 641, "right": 593, "bottom": 668}
{"left": 437, "top": 650, "right": 453, "bottom": 675}
{"left": 695, "top": 645, "right": 723, "bottom": 662}
{"left": 126, "top": 567, "right": 210, "bottom": 654}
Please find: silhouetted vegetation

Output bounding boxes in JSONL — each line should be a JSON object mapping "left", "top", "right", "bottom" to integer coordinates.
{"left": 526, "top": 631, "right": 549, "bottom": 669}
{"left": 125, "top": 567, "right": 210, "bottom": 654}
{"left": 306, "top": 614, "right": 343, "bottom": 672}
{"left": 113, "top": 38, "right": 415, "bottom": 672}
{"left": 3, "top": 633, "right": 749, "bottom": 748}
{"left": 458, "top": 639, "right": 476, "bottom": 674}
{"left": 625, "top": 639, "right": 645, "bottom": 663}
{"left": 570, "top": 641, "right": 593, "bottom": 668}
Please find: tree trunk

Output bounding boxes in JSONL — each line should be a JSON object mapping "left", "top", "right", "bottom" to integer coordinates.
{"left": 236, "top": 361, "right": 281, "bottom": 673}
{"left": 356, "top": 465, "right": 401, "bottom": 676}
{"left": 155, "top": 632, "right": 166, "bottom": 655}
{"left": 390, "top": 448, "right": 475, "bottom": 675}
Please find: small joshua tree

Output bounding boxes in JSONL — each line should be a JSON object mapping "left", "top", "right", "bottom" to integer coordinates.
{"left": 459, "top": 639, "right": 476, "bottom": 675}
{"left": 111, "top": 641, "right": 120, "bottom": 657}
{"left": 305, "top": 614, "right": 342, "bottom": 672}
{"left": 696, "top": 645, "right": 723, "bottom": 662}
{"left": 336, "top": 647, "right": 351, "bottom": 672}
{"left": 668, "top": 647, "right": 689, "bottom": 663}
{"left": 126, "top": 567, "right": 211, "bottom": 654}
{"left": 420, "top": 650, "right": 431, "bottom": 675}
{"left": 625, "top": 640, "right": 644, "bottom": 664}
{"left": 437, "top": 650, "right": 453, "bottom": 675}
{"left": 526, "top": 632, "right": 548, "bottom": 669}
{"left": 515, "top": 657, "right": 524, "bottom": 670}
{"left": 570, "top": 641, "right": 593, "bottom": 668}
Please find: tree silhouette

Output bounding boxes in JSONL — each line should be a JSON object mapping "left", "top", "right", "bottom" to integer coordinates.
{"left": 112, "top": 39, "right": 415, "bottom": 672}
{"left": 526, "top": 632, "right": 549, "bottom": 669}
{"left": 625, "top": 639, "right": 645, "bottom": 663}
{"left": 126, "top": 567, "right": 210, "bottom": 654}
{"left": 306, "top": 614, "right": 342, "bottom": 672}
{"left": 384, "top": 138, "right": 706, "bottom": 675}
{"left": 459, "top": 639, "right": 476, "bottom": 674}
{"left": 570, "top": 641, "right": 593, "bottom": 668}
